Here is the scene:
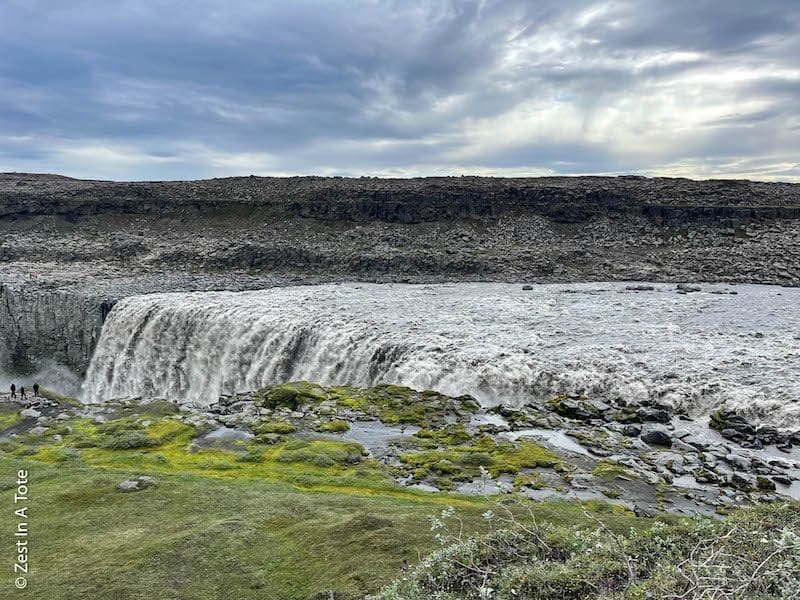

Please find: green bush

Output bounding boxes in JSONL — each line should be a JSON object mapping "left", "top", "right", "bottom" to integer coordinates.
{"left": 102, "top": 431, "right": 155, "bottom": 450}
{"left": 373, "top": 502, "right": 800, "bottom": 600}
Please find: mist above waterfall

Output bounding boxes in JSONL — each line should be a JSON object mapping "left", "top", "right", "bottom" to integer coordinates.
{"left": 0, "top": 359, "right": 83, "bottom": 398}
{"left": 82, "top": 283, "right": 800, "bottom": 426}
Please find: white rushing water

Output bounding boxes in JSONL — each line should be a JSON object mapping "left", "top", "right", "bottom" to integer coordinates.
{"left": 82, "top": 283, "right": 800, "bottom": 427}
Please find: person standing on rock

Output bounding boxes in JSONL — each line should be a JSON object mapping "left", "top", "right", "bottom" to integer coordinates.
{"left": 33, "top": 383, "right": 39, "bottom": 397}
{"left": 19, "top": 386, "right": 26, "bottom": 400}
{"left": 10, "top": 383, "right": 15, "bottom": 399}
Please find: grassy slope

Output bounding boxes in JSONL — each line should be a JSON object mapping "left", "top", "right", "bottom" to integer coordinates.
{"left": 0, "top": 451, "right": 642, "bottom": 599}
{"left": 0, "top": 388, "right": 649, "bottom": 599}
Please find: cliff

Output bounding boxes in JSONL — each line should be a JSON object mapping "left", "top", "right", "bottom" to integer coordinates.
{"left": 1, "top": 172, "right": 799, "bottom": 375}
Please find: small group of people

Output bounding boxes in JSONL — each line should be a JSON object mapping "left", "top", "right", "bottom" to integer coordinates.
{"left": 9, "top": 382, "right": 39, "bottom": 400}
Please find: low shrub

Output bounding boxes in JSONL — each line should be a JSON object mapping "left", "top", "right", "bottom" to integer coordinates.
{"left": 102, "top": 431, "right": 155, "bottom": 450}
{"left": 373, "top": 502, "right": 800, "bottom": 600}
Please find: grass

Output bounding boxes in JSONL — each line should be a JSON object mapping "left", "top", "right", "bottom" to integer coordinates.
{"left": 0, "top": 438, "right": 648, "bottom": 600}
{"left": 39, "top": 387, "right": 83, "bottom": 409}
{"left": 6, "top": 395, "right": 787, "bottom": 599}
{"left": 0, "top": 404, "right": 22, "bottom": 430}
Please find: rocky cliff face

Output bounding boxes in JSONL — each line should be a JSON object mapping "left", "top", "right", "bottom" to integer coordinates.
{"left": 0, "top": 282, "right": 112, "bottom": 375}
{"left": 2, "top": 173, "right": 800, "bottom": 223}
{"left": 1, "top": 172, "right": 799, "bottom": 375}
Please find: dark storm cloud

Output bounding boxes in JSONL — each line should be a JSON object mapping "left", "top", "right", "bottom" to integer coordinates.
{"left": 0, "top": 0, "right": 797, "bottom": 180}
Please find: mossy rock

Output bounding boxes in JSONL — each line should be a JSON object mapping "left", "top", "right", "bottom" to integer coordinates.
{"left": 546, "top": 395, "right": 601, "bottom": 421}
{"left": 317, "top": 419, "right": 350, "bottom": 433}
{"left": 277, "top": 440, "right": 366, "bottom": 468}
{"left": 255, "top": 381, "right": 328, "bottom": 410}
{"left": 592, "top": 459, "right": 636, "bottom": 481}
{"left": 40, "top": 388, "right": 83, "bottom": 408}
{"left": 255, "top": 421, "right": 297, "bottom": 435}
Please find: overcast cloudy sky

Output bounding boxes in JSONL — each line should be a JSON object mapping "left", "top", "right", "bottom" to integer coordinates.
{"left": 0, "top": 0, "right": 798, "bottom": 181}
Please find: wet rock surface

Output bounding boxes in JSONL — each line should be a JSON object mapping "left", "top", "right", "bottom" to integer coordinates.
{"left": 3, "top": 383, "right": 797, "bottom": 517}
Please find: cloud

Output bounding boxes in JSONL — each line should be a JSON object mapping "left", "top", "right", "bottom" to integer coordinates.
{"left": 0, "top": 0, "right": 798, "bottom": 181}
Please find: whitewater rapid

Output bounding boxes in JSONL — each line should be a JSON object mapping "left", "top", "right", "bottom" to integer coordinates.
{"left": 82, "top": 283, "right": 800, "bottom": 427}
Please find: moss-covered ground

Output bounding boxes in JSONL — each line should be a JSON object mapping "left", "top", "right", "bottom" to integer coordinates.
{"left": 0, "top": 403, "right": 653, "bottom": 599}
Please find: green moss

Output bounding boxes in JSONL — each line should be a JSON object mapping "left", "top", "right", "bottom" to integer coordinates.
{"left": 414, "top": 424, "right": 472, "bottom": 447}
{"left": 277, "top": 439, "right": 365, "bottom": 468}
{"left": 0, "top": 408, "right": 21, "bottom": 431}
{"left": 400, "top": 437, "right": 562, "bottom": 487}
{"left": 592, "top": 459, "right": 636, "bottom": 481}
{"left": 331, "top": 384, "right": 479, "bottom": 427}
{"left": 40, "top": 387, "right": 83, "bottom": 408}
{"left": 254, "top": 381, "right": 328, "bottom": 410}
{"left": 35, "top": 446, "right": 81, "bottom": 463}
{"left": 255, "top": 420, "right": 297, "bottom": 435}
{"left": 546, "top": 394, "right": 600, "bottom": 420}
{"left": 317, "top": 419, "right": 350, "bottom": 433}
{"left": 513, "top": 472, "right": 545, "bottom": 490}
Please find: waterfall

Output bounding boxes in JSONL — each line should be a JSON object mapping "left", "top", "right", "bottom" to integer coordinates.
{"left": 81, "top": 283, "right": 800, "bottom": 427}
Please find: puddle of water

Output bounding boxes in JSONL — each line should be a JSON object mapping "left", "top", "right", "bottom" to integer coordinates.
{"left": 201, "top": 427, "right": 254, "bottom": 443}
{"left": 334, "top": 420, "right": 420, "bottom": 453}
{"left": 470, "top": 413, "right": 509, "bottom": 428}
{"left": 502, "top": 428, "right": 592, "bottom": 456}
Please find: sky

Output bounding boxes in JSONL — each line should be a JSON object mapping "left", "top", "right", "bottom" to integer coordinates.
{"left": 0, "top": 0, "right": 798, "bottom": 182}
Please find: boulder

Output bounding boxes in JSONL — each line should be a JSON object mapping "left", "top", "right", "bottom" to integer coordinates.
{"left": 636, "top": 407, "right": 671, "bottom": 424}
{"left": 622, "top": 424, "right": 642, "bottom": 437}
{"left": 641, "top": 429, "right": 672, "bottom": 447}
{"left": 547, "top": 395, "right": 601, "bottom": 421}
{"left": 756, "top": 476, "right": 776, "bottom": 492}
{"left": 730, "top": 472, "right": 756, "bottom": 491}
{"left": 117, "top": 476, "right": 158, "bottom": 493}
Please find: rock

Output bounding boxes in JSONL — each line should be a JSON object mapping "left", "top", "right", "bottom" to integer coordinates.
{"left": 676, "top": 283, "right": 701, "bottom": 293}
{"left": 710, "top": 410, "right": 755, "bottom": 436}
{"left": 773, "top": 475, "right": 792, "bottom": 486}
{"left": 52, "top": 434, "right": 63, "bottom": 442}
{"left": 641, "top": 430, "right": 672, "bottom": 447}
{"left": 93, "top": 415, "right": 106, "bottom": 424}
{"left": 730, "top": 472, "right": 756, "bottom": 491}
{"left": 754, "top": 425, "right": 781, "bottom": 444}
{"left": 20, "top": 408, "right": 41, "bottom": 419}
{"left": 672, "top": 439, "right": 700, "bottom": 453}
{"left": 725, "top": 453, "right": 751, "bottom": 470}
{"left": 117, "top": 480, "right": 141, "bottom": 492}
{"left": 522, "top": 285, "right": 533, "bottom": 291}
{"left": 693, "top": 468, "right": 721, "bottom": 484}
{"left": 622, "top": 424, "right": 642, "bottom": 437}
{"left": 28, "top": 426, "right": 48, "bottom": 436}
{"left": 625, "top": 285, "right": 654, "bottom": 291}
{"left": 547, "top": 396, "right": 601, "bottom": 421}
{"left": 117, "top": 476, "right": 158, "bottom": 493}
{"left": 636, "top": 407, "right": 671, "bottom": 424}
{"left": 756, "top": 476, "right": 776, "bottom": 492}
{"left": 682, "top": 435, "right": 710, "bottom": 451}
